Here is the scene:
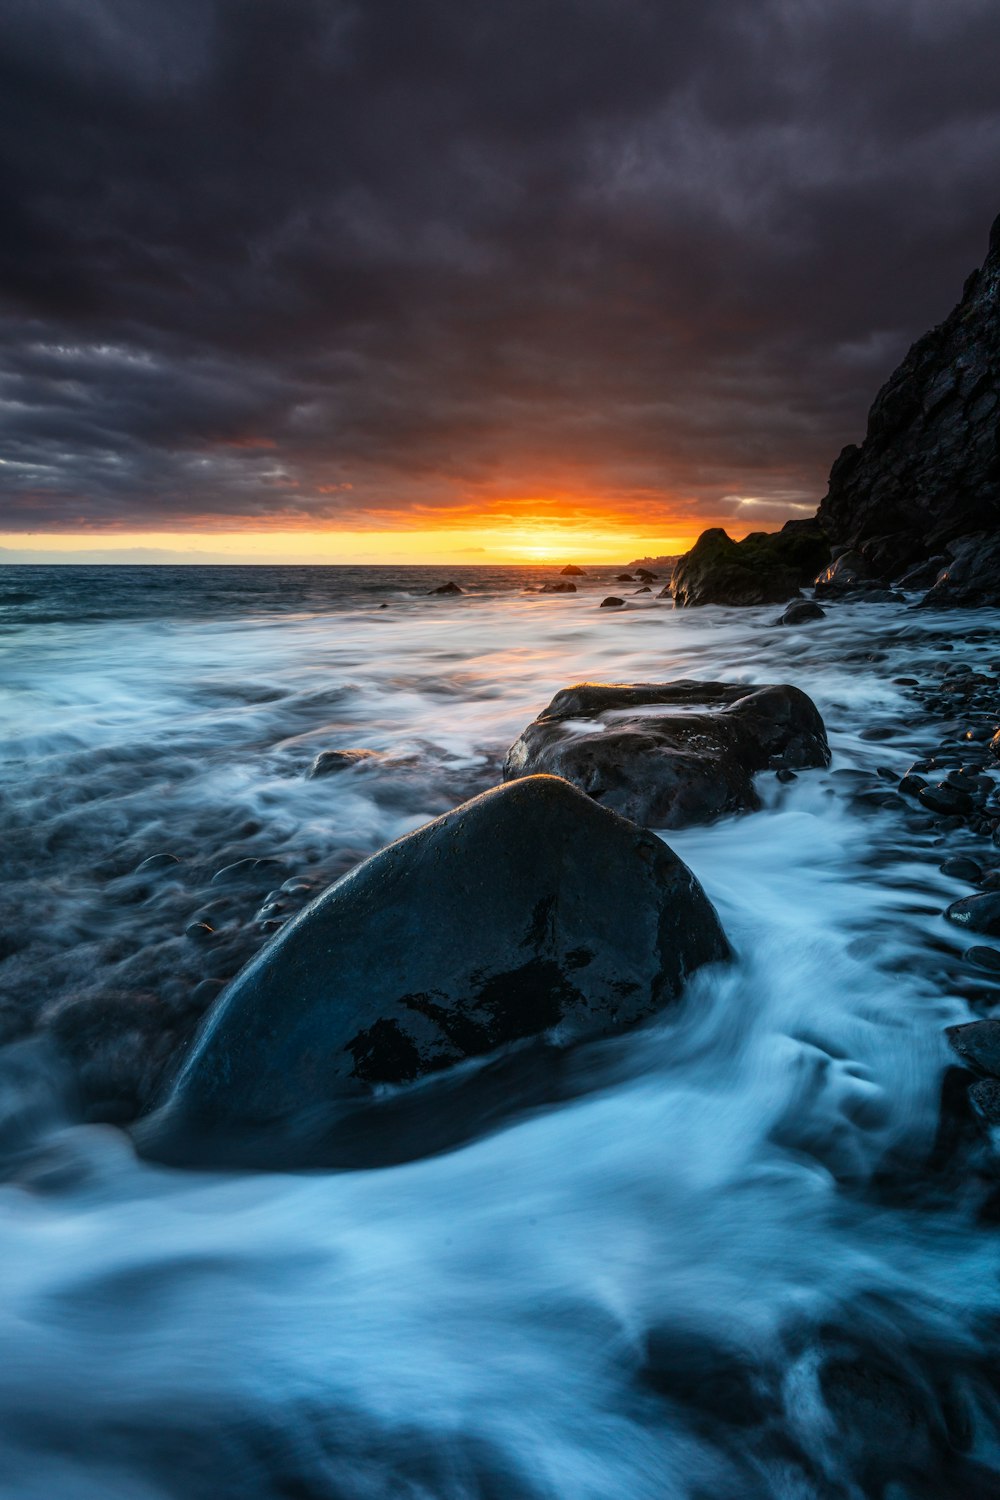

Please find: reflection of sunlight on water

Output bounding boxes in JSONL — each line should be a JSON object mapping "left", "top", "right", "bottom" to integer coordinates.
{"left": 1, "top": 569, "right": 999, "bottom": 1496}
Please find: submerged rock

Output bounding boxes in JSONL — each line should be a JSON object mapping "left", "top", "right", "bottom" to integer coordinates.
{"left": 503, "top": 680, "right": 830, "bottom": 827}
{"left": 136, "top": 776, "right": 730, "bottom": 1166}
{"left": 600, "top": 596, "right": 625, "bottom": 608}
{"left": 777, "top": 600, "right": 826, "bottom": 626}
{"left": 540, "top": 581, "right": 577, "bottom": 593}
{"left": 309, "top": 747, "right": 380, "bottom": 778}
{"left": 945, "top": 892, "right": 1000, "bottom": 936}
{"left": 427, "top": 581, "right": 463, "bottom": 596}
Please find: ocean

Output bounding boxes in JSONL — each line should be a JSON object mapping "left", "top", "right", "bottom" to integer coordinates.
{"left": 1, "top": 563, "right": 998, "bottom": 1497}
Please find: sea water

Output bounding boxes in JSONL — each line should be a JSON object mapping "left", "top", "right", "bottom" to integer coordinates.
{"left": 0, "top": 564, "right": 998, "bottom": 1498}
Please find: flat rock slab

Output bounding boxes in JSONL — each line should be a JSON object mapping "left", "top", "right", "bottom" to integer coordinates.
{"left": 503, "top": 681, "right": 830, "bottom": 828}
{"left": 136, "top": 775, "right": 729, "bottom": 1167}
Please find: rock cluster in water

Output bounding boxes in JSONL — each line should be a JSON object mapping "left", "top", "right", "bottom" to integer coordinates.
{"left": 504, "top": 680, "right": 830, "bottom": 827}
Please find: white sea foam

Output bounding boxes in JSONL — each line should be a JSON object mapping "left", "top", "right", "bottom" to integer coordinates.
{"left": 0, "top": 567, "right": 998, "bottom": 1497}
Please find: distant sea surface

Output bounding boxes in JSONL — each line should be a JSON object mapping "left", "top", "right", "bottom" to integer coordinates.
{"left": 1, "top": 562, "right": 999, "bottom": 1498}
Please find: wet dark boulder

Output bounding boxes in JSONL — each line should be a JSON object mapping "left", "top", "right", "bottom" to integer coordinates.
{"left": 921, "top": 532, "right": 1000, "bottom": 608}
{"left": 427, "top": 581, "right": 464, "bottom": 596}
{"left": 813, "top": 550, "right": 870, "bottom": 593}
{"left": 503, "top": 680, "right": 830, "bottom": 827}
{"left": 615, "top": 573, "right": 635, "bottom": 582}
{"left": 947, "top": 1020, "right": 1000, "bottom": 1078}
{"left": 559, "top": 564, "right": 586, "bottom": 575}
{"left": 671, "top": 522, "right": 830, "bottom": 608}
{"left": 540, "top": 581, "right": 577, "bottom": 593}
{"left": 600, "top": 596, "right": 625, "bottom": 608}
{"left": 777, "top": 600, "right": 826, "bottom": 626}
{"left": 136, "top": 776, "right": 730, "bottom": 1167}
{"left": 945, "top": 892, "right": 1000, "bottom": 936}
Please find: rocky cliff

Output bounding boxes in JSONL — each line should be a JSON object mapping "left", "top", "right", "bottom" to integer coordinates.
{"left": 816, "top": 210, "right": 1000, "bottom": 603}
{"left": 672, "top": 209, "right": 1000, "bottom": 607}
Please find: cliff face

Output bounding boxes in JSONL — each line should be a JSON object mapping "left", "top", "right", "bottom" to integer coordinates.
{"left": 817, "top": 212, "right": 1000, "bottom": 565}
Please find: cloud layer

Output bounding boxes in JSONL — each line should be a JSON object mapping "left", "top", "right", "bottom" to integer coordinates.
{"left": 2, "top": 0, "right": 1000, "bottom": 532}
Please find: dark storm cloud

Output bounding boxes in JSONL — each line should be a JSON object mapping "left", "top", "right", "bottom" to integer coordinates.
{"left": 1, "top": 0, "right": 1000, "bottom": 529}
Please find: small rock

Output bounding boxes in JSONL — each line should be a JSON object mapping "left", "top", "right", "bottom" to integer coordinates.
{"left": 777, "top": 600, "right": 826, "bottom": 626}
{"left": 560, "top": 565, "right": 586, "bottom": 576}
{"left": 965, "top": 946, "right": 1000, "bottom": 973}
{"left": 185, "top": 922, "right": 216, "bottom": 942}
{"left": 540, "top": 581, "right": 577, "bottom": 593}
{"left": 946, "top": 1020, "right": 1000, "bottom": 1076}
{"left": 633, "top": 586, "right": 652, "bottom": 594}
{"left": 969, "top": 1077, "right": 1000, "bottom": 1127}
{"left": 615, "top": 573, "right": 635, "bottom": 582}
{"left": 309, "top": 748, "right": 379, "bottom": 778}
{"left": 859, "top": 725, "right": 899, "bottom": 742}
{"left": 939, "top": 857, "right": 983, "bottom": 882}
{"left": 919, "top": 784, "right": 974, "bottom": 816}
{"left": 945, "top": 892, "right": 1000, "bottom": 936}
{"left": 600, "top": 596, "right": 625, "bottom": 608}
{"left": 776, "top": 768, "right": 797, "bottom": 783}
{"left": 897, "top": 774, "right": 928, "bottom": 798}
{"left": 427, "top": 581, "right": 463, "bottom": 596}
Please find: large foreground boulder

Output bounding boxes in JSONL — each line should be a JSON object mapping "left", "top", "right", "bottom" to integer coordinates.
{"left": 136, "top": 775, "right": 729, "bottom": 1166}
{"left": 671, "top": 522, "right": 830, "bottom": 607}
{"left": 503, "top": 681, "right": 830, "bottom": 827}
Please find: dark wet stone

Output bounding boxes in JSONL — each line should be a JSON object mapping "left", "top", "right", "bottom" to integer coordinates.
{"left": 135, "top": 853, "right": 181, "bottom": 873}
{"left": 919, "top": 784, "right": 974, "bottom": 816}
{"left": 136, "top": 776, "right": 731, "bottom": 1167}
{"left": 945, "top": 892, "right": 1000, "bottom": 936}
{"left": 427, "top": 581, "right": 463, "bottom": 596}
{"left": 559, "top": 565, "right": 585, "bottom": 575}
{"left": 634, "top": 569, "right": 659, "bottom": 581}
{"left": 540, "top": 581, "right": 577, "bottom": 593}
{"left": 965, "top": 946, "right": 1000, "bottom": 973}
{"left": 776, "top": 768, "right": 798, "bottom": 783}
{"left": 309, "top": 747, "right": 380, "bottom": 778}
{"left": 898, "top": 773, "right": 928, "bottom": 798}
{"left": 940, "top": 857, "right": 983, "bottom": 882}
{"left": 947, "top": 1020, "right": 1000, "bottom": 1077}
{"left": 504, "top": 680, "right": 829, "bottom": 828}
{"left": 859, "top": 725, "right": 899, "bottom": 741}
{"left": 615, "top": 573, "right": 635, "bottom": 582}
{"left": 777, "top": 600, "right": 826, "bottom": 625}
{"left": 633, "top": 586, "right": 651, "bottom": 594}
{"left": 185, "top": 922, "right": 215, "bottom": 942}
{"left": 893, "top": 677, "right": 920, "bottom": 686}
{"left": 600, "top": 596, "right": 625, "bottom": 608}
{"left": 969, "top": 1077, "right": 1000, "bottom": 1126}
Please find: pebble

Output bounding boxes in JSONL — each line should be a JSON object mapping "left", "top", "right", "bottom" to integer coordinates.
{"left": 939, "top": 857, "right": 983, "bottom": 882}
{"left": 185, "top": 921, "right": 216, "bottom": 942}
{"left": 965, "top": 947, "right": 1000, "bottom": 974}
{"left": 945, "top": 892, "right": 1000, "bottom": 936}
{"left": 776, "top": 768, "right": 797, "bottom": 783}
{"left": 211, "top": 856, "right": 284, "bottom": 885}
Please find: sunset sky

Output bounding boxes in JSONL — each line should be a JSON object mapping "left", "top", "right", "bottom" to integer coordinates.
{"left": 2, "top": 0, "right": 1000, "bottom": 563}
